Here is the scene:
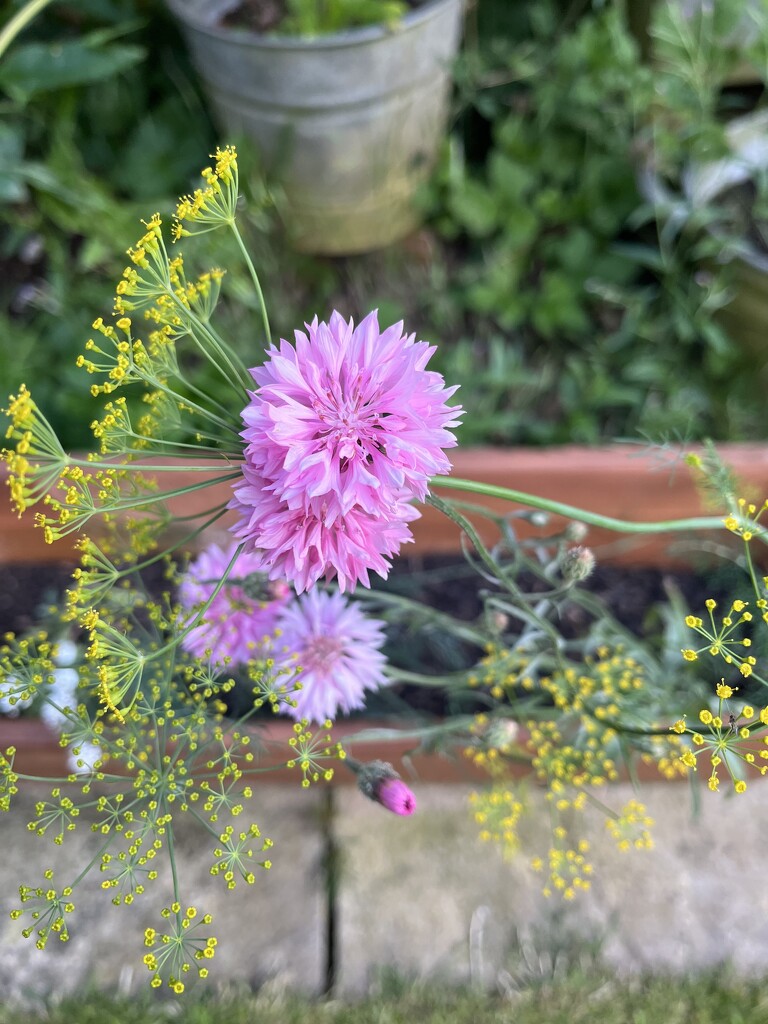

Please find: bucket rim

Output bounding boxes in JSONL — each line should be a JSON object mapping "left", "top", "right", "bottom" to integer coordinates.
{"left": 165, "top": 0, "right": 463, "bottom": 49}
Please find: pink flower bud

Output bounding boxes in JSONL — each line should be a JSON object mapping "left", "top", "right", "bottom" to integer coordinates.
{"left": 377, "top": 778, "right": 416, "bottom": 816}
{"left": 346, "top": 757, "right": 417, "bottom": 816}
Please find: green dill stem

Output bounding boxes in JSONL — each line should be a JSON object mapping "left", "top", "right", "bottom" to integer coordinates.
{"left": 112, "top": 505, "right": 230, "bottom": 579}
{"left": 743, "top": 537, "right": 764, "bottom": 604}
{"left": 164, "top": 807, "right": 182, "bottom": 914}
{"left": 142, "top": 371, "right": 242, "bottom": 437}
{"left": 152, "top": 229, "right": 251, "bottom": 395}
{"left": 431, "top": 476, "right": 729, "bottom": 535}
{"left": 0, "top": 0, "right": 55, "bottom": 60}
{"left": 119, "top": 431, "right": 241, "bottom": 456}
{"left": 230, "top": 221, "right": 271, "bottom": 346}
{"left": 152, "top": 542, "right": 245, "bottom": 658}
{"left": 354, "top": 588, "right": 486, "bottom": 646}
{"left": 68, "top": 456, "right": 241, "bottom": 475}
{"left": 175, "top": 299, "right": 252, "bottom": 394}
{"left": 427, "top": 492, "right": 566, "bottom": 654}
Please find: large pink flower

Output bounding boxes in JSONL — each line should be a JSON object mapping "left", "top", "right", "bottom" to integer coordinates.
{"left": 179, "top": 541, "right": 290, "bottom": 665}
{"left": 274, "top": 588, "right": 387, "bottom": 724}
{"left": 229, "top": 311, "right": 462, "bottom": 592}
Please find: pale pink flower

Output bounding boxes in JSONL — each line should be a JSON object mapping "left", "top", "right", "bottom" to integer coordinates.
{"left": 275, "top": 588, "right": 387, "bottom": 724}
{"left": 229, "top": 311, "right": 461, "bottom": 592}
{"left": 179, "top": 541, "right": 290, "bottom": 665}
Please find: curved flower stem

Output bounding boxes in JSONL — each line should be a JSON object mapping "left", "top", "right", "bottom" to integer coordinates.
{"left": 230, "top": 222, "right": 271, "bottom": 346}
{"left": 431, "top": 476, "right": 729, "bottom": 536}
{"left": 0, "top": 0, "right": 55, "bottom": 60}
{"left": 355, "top": 588, "right": 486, "bottom": 646}
{"left": 149, "top": 542, "right": 245, "bottom": 659}
{"left": 426, "top": 492, "right": 566, "bottom": 655}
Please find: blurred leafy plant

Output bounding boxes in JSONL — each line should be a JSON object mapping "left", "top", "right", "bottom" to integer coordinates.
{"left": 280, "top": 0, "right": 407, "bottom": 34}
{"left": 423, "top": 0, "right": 768, "bottom": 444}
{"left": 1, "top": 0, "right": 217, "bottom": 448}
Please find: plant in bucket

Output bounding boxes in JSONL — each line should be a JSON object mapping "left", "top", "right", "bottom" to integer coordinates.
{"left": 2, "top": 147, "right": 767, "bottom": 992}
{"left": 164, "top": 0, "right": 464, "bottom": 254}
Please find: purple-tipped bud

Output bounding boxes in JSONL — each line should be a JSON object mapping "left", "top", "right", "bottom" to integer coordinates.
{"left": 346, "top": 758, "right": 416, "bottom": 816}
{"left": 377, "top": 778, "right": 416, "bottom": 816}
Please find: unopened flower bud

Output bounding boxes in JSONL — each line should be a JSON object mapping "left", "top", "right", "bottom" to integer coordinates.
{"left": 487, "top": 719, "right": 520, "bottom": 752}
{"left": 564, "top": 522, "right": 589, "bottom": 542}
{"left": 490, "top": 611, "right": 509, "bottom": 632}
{"left": 345, "top": 758, "right": 416, "bottom": 816}
{"left": 560, "top": 546, "right": 596, "bottom": 582}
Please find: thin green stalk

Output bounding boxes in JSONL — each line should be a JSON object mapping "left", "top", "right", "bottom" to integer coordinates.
{"left": 0, "top": 0, "right": 55, "bottom": 60}
{"left": 173, "top": 299, "right": 252, "bottom": 393}
{"left": 230, "top": 222, "right": 271, "bottom": 346}
{"left": 68, "top": 457, "right": 240, "bottom": 474}
{"left": 427, "top": 492, "right": 566, "bottom": 655}
{"left": 112, "top": 506, "right": 230, "bottom": 578}
{"left": 431, "top": 476, "right": 730, "bottom": 536}
{"left": 149, "top": 542, "right": 245, "bottom": 659}
{"left": 141, "top": 370, "right": 242, "bottom": 436}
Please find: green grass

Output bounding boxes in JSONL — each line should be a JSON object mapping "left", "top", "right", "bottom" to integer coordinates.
{"left": 2, "top": 973, "right": 768, "bottom": 1024}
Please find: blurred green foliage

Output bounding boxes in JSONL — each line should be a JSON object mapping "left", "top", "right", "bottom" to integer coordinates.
{"left": 423, "top": 0, "right": 768, "bottom": 444}
{"left": 3, "top": 0, "right": 768, "bottom": 450}
{"left": 0, "top": 970, "right": 766, "bottom": 1023}
{"left": 0, "top": 0, "right": 216, "bottom": 448}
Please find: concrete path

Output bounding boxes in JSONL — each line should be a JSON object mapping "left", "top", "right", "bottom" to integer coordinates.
{"left": 1, "top": 776, "right": 767, "bottom": 1003}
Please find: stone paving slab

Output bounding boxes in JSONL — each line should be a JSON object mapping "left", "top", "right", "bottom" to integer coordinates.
{"left": 0, "top": 783, "right": 326, "bottom": 1004}
{"left": 333, "top": 780, "right": 768, "bottom": 995}
{"left": 4, "top": 775, "right": 768, "bottom": 1003}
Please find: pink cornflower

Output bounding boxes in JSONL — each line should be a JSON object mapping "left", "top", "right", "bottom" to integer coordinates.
{"left": 179, "top": 541, "right": 290, "bottom": 665}
{"left": 229, "top": 311, "right": 462, "bottom": 592}
{"left": 274, "top": 588, "right": 387, "bottom": 724}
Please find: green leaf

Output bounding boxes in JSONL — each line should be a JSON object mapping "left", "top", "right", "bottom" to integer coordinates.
{"left": 0, "top": 39, "right": 145, "bottom": 102}
{"left": 0, "top": 121, "right": 27, "bottom": 202}
{"left": 447, "top": 179, "right": 499, "bottom": 237}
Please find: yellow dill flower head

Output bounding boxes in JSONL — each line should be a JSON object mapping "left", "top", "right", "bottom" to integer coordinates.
{"left": 174, "top": 146, "right": 239, "bottom": 237}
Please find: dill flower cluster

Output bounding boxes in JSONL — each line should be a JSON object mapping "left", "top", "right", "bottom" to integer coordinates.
{"left": 465, "top": 642, "right": 677, "bottom": 900}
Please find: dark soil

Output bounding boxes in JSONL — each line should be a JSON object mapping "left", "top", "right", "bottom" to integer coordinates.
{"left": 0, "top": 554, "right": 734, "bottom": 648}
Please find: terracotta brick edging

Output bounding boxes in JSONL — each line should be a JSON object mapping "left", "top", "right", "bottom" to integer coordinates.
{"left": 3, "top": 443, "right": 768, "bottom": 567}
{"left": 0, "top": 716, "right": 690, "bottom": 788}
{"left": 0, "top": 716, "right": 489, "bottom": 785}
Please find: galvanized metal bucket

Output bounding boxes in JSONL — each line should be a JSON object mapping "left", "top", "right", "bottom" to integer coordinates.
{"left": 166, "top": 0, "right": 464, "bottom": 254}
